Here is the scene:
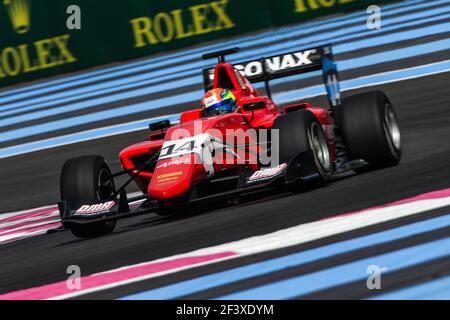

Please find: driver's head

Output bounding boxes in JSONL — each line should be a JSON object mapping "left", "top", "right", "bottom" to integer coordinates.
{"left": 201, "top": 88, "right": 238, "bottom": 117}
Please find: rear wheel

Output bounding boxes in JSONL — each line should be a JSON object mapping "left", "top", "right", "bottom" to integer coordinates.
{"left": 60, "top": 156, "right": 117, "bottom": 238}
{"left": 341, "top": 91, "right": 402, "bottom": 171}
{"left": 273, "top": 110, "right": 332, "bottom": 189}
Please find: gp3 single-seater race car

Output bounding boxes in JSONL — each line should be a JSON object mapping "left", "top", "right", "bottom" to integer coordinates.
{"left": 59, "top": 45, "right": 402, "bottom": 238}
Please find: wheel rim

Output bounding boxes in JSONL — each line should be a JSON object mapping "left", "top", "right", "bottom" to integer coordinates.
{"left": 310, "top": 122, "right": 331, "bottom": 172}
{"left": 97, "top": 168, "right": 115, "bottom": 201}
{"left": 384, "top": 103, "right": 401, "bottom": 151}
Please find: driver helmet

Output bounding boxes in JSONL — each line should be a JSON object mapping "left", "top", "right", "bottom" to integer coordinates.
{"left": 201, "top": 88, "right": 238, "bottom": 116}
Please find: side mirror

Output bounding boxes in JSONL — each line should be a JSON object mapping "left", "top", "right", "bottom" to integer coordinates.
{"left": 149, "top": 120, "right": 170, "bottom": 132}
{"left": 243, "top": 101, "right": 266, "bottom": 111}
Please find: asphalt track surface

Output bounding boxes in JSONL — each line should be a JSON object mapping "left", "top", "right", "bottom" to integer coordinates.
{"left": 0, "top": 0, "right": 450, "bottom": 299}
{"left": 1, "top": 71, "right": 449, "bottom": 299}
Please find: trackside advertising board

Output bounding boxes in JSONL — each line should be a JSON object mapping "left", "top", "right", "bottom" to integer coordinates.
{"left": 0, "top": 0, "right": 398, "bottom": 88}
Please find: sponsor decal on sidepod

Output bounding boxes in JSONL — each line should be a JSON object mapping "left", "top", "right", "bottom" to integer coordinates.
{"left": 156, "top": 158, "right": 191, "bottom": 168}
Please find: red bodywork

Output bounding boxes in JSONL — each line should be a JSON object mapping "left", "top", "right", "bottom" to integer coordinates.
{"left": 119, "top": 61, "right": 336, "bottom": 202}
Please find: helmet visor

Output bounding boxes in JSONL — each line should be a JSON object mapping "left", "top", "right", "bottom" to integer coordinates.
{"left": 204, "top": 100, "right": 235, "bottom": 116}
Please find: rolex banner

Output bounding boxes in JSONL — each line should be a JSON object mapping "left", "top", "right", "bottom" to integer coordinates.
{"left": 0, "top": 0, "right": 397, "bottom": 88}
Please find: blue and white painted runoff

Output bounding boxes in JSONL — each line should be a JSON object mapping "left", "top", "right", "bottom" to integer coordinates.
{"left": 0, "top": 0, "right": 433, "bottom": 102}
{"left": 1, "top": 10, "right": 449, "bottom": 121}
{"left": 0, "top": 34, "right": 448, "bottom": 140}
{"left": 121, "top": 213, "right": 450, "bottom": 300}
{"left": 0, "top": 114, "right": 180, "bottom": 159}
{"left": 0, "top": 0, "right": 448, "bottom": 159}
{"left": 0, "top": 59, "right": 448, "bottom": 159}
{"left": 370, "top": 275, "right": 450, "bottom": 300}
{"left": 274, "top": 59, "right": 450, "bottom": 103}
{"left": 217, "top": 235, "right": 450, "bottom": 299}
{"left": 39, "top": 187, "right": 450, "bottom": 300}
{"left": 1, "top": 3, "right": 449, "bottom": 117}
{"left": 1, "top": 22, "right": 449, "bottom": 131}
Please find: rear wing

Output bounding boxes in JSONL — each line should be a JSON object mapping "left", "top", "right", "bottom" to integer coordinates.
{"left": 202, "top": 45, "right": 342, "bottom": 110}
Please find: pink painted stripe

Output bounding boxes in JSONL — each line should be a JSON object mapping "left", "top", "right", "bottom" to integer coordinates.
{"left": 0, "top": 207, "right": 58, "bottom": 223}
{"left": 0, "top": 222, "right": 61, "bottom": 243}
{"left": 0, "top": 224, "right": 61, "bottom": 245}
{"left": 0, "top": 235, "right": 33, "bottom": 245}
{"left": 0, "top": 251, "right": 236, "bottom": 300}
{"left": 0, "top": 221, "right": 62, "bottom": 238}
{"left": 0, "top": 216, "right": 60, "bottom": 233}
{"left": 0, "top": 225, "right": 62, "bottom": 245}
{"left": 390, "top": 188, "right": 450, "bottom": 205}
{"left": 0, "top": 201, "right": 143, "bottom": 246}
{"left": 321, "top": 188, "right": 450, "bottom": 220}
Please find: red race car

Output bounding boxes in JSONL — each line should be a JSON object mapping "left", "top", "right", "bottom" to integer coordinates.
{"left": 59, "top": 45, "right": 402, "bottom": 238}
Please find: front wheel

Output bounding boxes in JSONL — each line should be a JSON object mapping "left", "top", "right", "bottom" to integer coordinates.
{"left": 60, "top": 156, "right": 117, "bottom": 238}
{"left": 273, "top": 110, "right": 333, "bottom": 189}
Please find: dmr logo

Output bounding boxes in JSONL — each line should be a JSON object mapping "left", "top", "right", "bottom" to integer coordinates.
{"left": 4, "top": 0, "right": 32, "bottom": 34}
{"left": 131, "top": 0, "right": 235, "bottom": 48}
